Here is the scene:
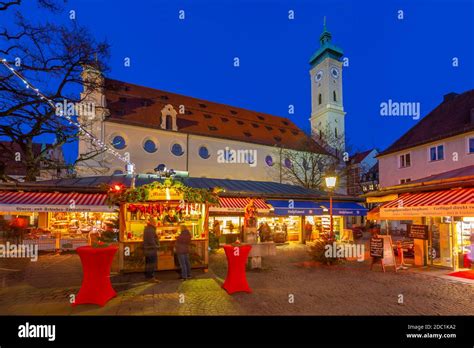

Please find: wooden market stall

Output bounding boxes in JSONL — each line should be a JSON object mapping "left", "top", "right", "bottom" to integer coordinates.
{"left": 106, "top": 179, "right": 218, "bottom": 273}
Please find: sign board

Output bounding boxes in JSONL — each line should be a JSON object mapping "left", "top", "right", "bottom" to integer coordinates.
{"left": 370, "top": 235, "right": 397, "bottom": 271}
{"left": 370, "top": 237, "right": 384, "bottom": 258}
{"left": 380, "top": 204, "right": 474, "bottom": 218}
{"left": 407, "top": 224, "right": 428, "bottom": 240}
{"left": 0, "top": 204, "right": 116, "bottom": 213}
{"left": 366, "top": 194, "right": 399, "bottom": 203}
{"left": 381, "top": 235, "right": 396, "bottom": 267}
{"left": 148, "top": 188, "right": 183, "bottom": 201}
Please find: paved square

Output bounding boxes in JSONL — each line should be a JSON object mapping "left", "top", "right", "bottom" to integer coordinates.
{"left": 1, "top": 244, "right": 473, "bottom": 315}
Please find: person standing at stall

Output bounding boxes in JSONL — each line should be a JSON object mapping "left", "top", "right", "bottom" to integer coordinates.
{"left": 304, "top": 221, "right": 313, "bottom": 243}
{"left": 143, "top": 218, "right": 160, "bottom": 282}
{"left": 175, "top": 226, "right": 192, "bottom": 280}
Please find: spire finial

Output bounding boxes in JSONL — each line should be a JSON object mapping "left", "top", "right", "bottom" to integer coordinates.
{"left": 323, "top": 16, "right": 326, "bottom": 30}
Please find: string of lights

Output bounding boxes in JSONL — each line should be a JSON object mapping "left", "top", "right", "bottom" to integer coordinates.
{"left": 0, "top": 58, "right": 135, "bottom": 172}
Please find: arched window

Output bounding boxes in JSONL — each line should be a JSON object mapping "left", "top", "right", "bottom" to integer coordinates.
{"left": 335, "top": 127, "right": 338, "bottom": 138}
{"left": 165, "top": 115, "right": 173, "bottom": 130}
{"left": 319, "top": 130, "right": 323, "bottom": 139}
{"left": 318, "top": 94, "right": 322, "bottom": 105}
{"left": 333, "top": 91, "right": 337, "bottom": 102}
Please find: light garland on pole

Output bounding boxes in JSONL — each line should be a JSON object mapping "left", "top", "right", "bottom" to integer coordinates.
{"left": 0, "top": 58, "right": 135, "bottom": 174}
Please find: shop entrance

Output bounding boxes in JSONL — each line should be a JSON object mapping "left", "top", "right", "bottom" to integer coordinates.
{"left": 429, "top": 218, "right": 453, "bottom": 268}
{"left": 428, "top": 217, "right": 474, "bottom": 270}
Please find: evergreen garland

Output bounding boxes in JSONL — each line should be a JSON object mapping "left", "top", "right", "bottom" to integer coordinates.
{"left": 104, "top": 178, "right": 221, "bottom": 206}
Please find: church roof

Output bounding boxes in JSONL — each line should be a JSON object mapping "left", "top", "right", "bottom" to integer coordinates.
{"left": 103, "top": 78, "right": 329, "bottom": 154}
{"left": 378, "top": 89, "right": 474, "bottom": 157}
{"left": 309, "top": 22, "right": 343, "bottom": 67}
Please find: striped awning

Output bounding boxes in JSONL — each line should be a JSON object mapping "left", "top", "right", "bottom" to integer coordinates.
{"left": 210, "top": 197, "right": 270, "bottom": 213}
{"left": 0, "top": 191, "right": 115, "bottom": 213}
{"left": 380, "top": 188, "right": 474, "bottom": 218}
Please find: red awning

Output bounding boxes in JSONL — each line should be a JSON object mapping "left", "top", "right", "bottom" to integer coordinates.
{"left": 0, "top": 191, "right": 114, "bottom": 213}
{"left": 382, "top": 188, "right": 474, "bottom": 207}
{"left": 380, "top": 188, "right": 474, "bottom": 218}
{"left": 210, "top": 197, "right": 270, "bottom": 213}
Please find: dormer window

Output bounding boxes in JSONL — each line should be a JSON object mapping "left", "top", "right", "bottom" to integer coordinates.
{"left": 165, "top": 115, "right": 173, "bottom": 130}
{"left": 160, "top": 104, "right": 178, "bottom": 131}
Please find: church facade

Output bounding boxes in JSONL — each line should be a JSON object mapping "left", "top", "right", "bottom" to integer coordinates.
{"left": 76, "top": 24, "right": 346, "bottom": 185}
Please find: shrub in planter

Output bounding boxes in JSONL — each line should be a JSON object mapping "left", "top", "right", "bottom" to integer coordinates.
{"left": 307, "top": 234, "right": 345, "bottom": 265}
{"left": 209, "top": 232, "right": 220, "bottom": 253}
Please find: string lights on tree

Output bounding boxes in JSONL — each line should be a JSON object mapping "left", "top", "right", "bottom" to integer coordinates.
{"left": 0, "top": 58, "right": 135, "bottom": 174}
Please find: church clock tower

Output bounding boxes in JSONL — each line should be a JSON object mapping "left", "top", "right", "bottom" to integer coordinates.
{"left": 309, "top": 19, "right": 345, "bottom": 155}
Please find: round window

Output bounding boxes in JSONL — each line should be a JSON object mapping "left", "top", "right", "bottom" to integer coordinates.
{"left": 224, "top": 149, "right": 233, "bottom": 161}
{"left": 199, "top": 146, "right": 210, "bottom": 159}
{"left": 245, "top": 152, "right": 255, "bottom": 165}
{"left": 284, "top": 158, "right": 292, "bottom": 168}
{"left": 171, "top": 143, "right": 184, "bottom": 156}
{"left": 143, "top": 139, "right": 157, "bottom": 153}
{"left": 155, "top": 163, "right": 166, "bottom": 172}
{"left": 265, "top": 155, "right": 274, "bottom": 167}
{"left": 111, "top": 135, "right": 126, "bottom": 150}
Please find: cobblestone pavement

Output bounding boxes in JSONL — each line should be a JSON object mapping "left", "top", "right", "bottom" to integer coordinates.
{"left": 1, "top": 244, "right": 474, "bottom": 315}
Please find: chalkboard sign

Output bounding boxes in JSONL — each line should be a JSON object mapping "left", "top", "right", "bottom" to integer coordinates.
{"left": 370, "top": 237, "right": 384, "bottom": 258}
{"left": 408, "top": 224, "right": 428, "bottom": 240}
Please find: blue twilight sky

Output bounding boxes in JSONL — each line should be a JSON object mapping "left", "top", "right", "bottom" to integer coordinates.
{"left": 6, "top": 0, "right": 474, "bottom": 162}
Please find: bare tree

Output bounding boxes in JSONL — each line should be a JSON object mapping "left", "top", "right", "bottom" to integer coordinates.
{"left": 0, "top": 1, "right": 109, "bottom": 181}
{"left": 274, "top": 125, "right": 351, "bottom": 191}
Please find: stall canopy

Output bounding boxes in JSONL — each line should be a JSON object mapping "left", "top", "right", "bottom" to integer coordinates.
{"left": 0, "top": 191, "right": 115, "bottom": 213}
{"left": 210, "top": 197, "right": 271, "bottom": 213}
{"left": 318, "top": 202, "right": 368, "bottom": 216}
{"left": 266, "top": 200, "right": 323, "bottom": 216}
{"left": 379, "top": 188, "right": 474, "bottom": 218}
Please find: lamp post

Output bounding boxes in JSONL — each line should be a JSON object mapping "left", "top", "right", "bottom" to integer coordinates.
{"left": 324, "top": 175, "right": 337, "bottom": 239}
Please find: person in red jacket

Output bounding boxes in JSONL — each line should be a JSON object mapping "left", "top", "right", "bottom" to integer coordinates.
{"left": 175, "top": 226, "right": 192, "bottom": 280}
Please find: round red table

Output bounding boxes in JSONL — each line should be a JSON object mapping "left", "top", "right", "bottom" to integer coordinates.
{"left": 222, "top": 244, "right": 252, "bottom": 294}
{"left": 73, "top": 245, "right": 118, "bottom": 307}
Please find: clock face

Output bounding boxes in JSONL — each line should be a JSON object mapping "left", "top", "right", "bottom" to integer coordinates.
{"left": 315, "top": 70, "right": 323, "bottom": 82}
{"left": 330, "top": 67, "right": 339, "bottom": 79}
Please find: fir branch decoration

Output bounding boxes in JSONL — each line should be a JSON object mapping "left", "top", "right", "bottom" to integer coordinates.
{"left": 104, "top": 179, "right": 221, "bottom": 206}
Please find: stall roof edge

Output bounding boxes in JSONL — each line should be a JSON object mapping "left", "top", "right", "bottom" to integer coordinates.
{"left": 0, "top": 175, "right": 363, "bottom": 202}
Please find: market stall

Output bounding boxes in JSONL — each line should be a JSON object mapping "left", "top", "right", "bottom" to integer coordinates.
{"left": 106, "top": 179, "right": 219, "bottom": 273}
{"left": 0, "top": 191, "right": 118, "bottom": 251}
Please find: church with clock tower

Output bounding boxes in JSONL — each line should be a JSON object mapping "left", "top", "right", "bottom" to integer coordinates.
{"left": 75, "top": 21, "right": 346, "bottom": 187}
{"left": 309, "top": 20, "right": 346, "bottom": 157}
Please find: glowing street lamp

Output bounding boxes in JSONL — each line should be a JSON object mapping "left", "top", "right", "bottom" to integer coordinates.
{"left": 324, "top": 174, "right": 337, "bottom": 239}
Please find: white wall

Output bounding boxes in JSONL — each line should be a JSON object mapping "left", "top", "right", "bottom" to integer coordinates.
{"left": 77, "top": 121, "right": 284, "bottom": 182}
{"left": 378, "top": 131, "right": 474, "bottom": 188}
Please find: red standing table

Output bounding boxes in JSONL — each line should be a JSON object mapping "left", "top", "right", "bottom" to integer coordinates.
{"left": 222, "top": 244, "right": 252, "bottom": 294}
{"left": 73, "top": 245, "right": 118, "bottom": 307}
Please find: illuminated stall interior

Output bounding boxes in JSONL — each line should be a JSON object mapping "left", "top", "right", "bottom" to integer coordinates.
{"left": 118, "top": 187, "right": 210, "bottom": 272}
{"left": 0, "top": 191, "right": 117, "bottom": 251}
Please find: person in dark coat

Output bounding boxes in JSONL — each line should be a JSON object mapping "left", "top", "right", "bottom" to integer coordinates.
{"left": 175, "top": 226, "right": 192, "bottom": 280}
{"left": 143, "top": 218, "right": 160, "bottom": 281}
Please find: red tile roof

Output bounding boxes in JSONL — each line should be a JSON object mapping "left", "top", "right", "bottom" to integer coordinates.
{"left": 379, "top": 89, "right": 474, "bottom": 156}
{"left": 349, "top": 149, "right": 374, "bottom": 165}
{"left": 104, "top": 78, "right": 328, "bottom": 153}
